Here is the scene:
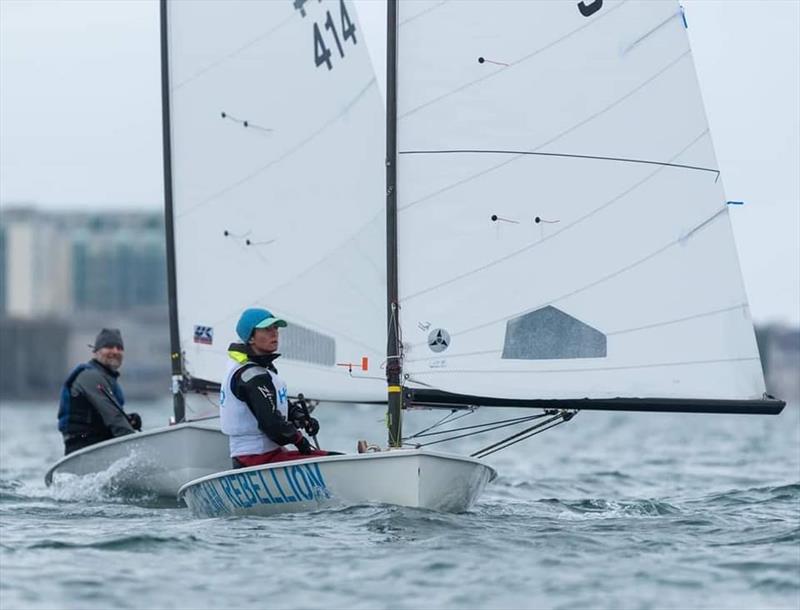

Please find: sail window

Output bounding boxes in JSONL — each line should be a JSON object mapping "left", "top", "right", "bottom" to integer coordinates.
{"left": 280, "top": 324, "right": 336, "bottom": 367}
{"left": 502, "top": 306, "right": 606, "bottom": 360}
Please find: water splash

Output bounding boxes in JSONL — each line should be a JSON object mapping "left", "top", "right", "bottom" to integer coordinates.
{"left": 46, "top": 452, "right": 160, "bottom": 505}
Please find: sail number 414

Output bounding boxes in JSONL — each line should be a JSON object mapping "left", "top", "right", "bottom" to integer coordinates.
{"left": 313, "top": 0, "right": 357, "bottom": 70}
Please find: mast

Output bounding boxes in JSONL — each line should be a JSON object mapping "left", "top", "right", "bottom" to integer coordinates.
{"left": 385, "top": 0, "right": 402, "bottom": 447}
{"left": 159, "top": 0, "right": 185, "bottom": 423}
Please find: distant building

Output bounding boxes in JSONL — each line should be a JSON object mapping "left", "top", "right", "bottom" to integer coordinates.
{"left": 0, "top": 207, "right": 72, "bottom": 318}
{"left": 756, "top": 324, "right": 800, "bottom": 404}
{"left": 68, "top": 211, "right": 167, "bottom": 312}
{"left": 0, "top": 317, "right": 70, "bottom": 399}
{"left": 0, "top": 206, "right": 167, "bottom": 316}
{"left": 0, "top": 205, "right": 171, "bottom": 400}
{"left": 0, "top": 222, "right": 6, "bottom": 316}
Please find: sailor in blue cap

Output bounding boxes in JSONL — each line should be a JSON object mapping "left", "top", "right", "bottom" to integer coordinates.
{"left": 220, "top": 308, "right": 332, "bottom": 468}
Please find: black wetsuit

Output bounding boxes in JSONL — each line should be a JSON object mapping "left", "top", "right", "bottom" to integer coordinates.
{"left": 57, "top": 359, "right": 135, "bottom": 455}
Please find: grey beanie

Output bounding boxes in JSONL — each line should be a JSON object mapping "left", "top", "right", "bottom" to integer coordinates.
{"left": 93, "top": 328, "right": 124, "bottom": 351}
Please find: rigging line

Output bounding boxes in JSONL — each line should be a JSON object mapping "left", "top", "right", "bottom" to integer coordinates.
{"left": 400, "top": 128, "right": 710, "bottom": 303}
{"left": 473, "top": 416, "right": 573, "bottom": 459}
{"left": 398, "top": 0, "right": 628, "bottom": 120}
{"left": 398, "top": 48, "right": 694, "bottom": 213}
{"left": 418, "top": 204, "right": 728, "bottom": 341}
{"left": 404, "top": 408, "right": 473, "bottom": 440}
{"left": 398, "top": 0, "right": 449, "bottom": 27}
{"left": 403, "top": 304, "right": 751, "bottom": 366}
{"left": 389, "top": 301, "right": 403, "bottom": 363}
{"left": 471, "top": 413, "right": 564, "bottom": 458}
{"left": 407, "top": 414, "right": 548, "bottom": 440}
{"left": 398, "top": 149, "right": 718, "bottom": 178}
{"left": 403, "top": 376, "right": 438, "bottom": 389}
{"left": 412, "top": 413, "right": 555, "bottom": 448}
{"left": 177, "top": 77, "right": 378, "bottom": 219}
{"left": 476, "top": 420, "right": 569, "bottom": 459}
{"left": 172, "top": 12, "right": 296, "bottom": 91}
{"left": 408, "top": 355, "right": 762, "bottom": 377}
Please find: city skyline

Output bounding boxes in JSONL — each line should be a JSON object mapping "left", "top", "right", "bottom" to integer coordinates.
{"left": 1, "top": 1, "right": 798, "bottom": 326}
{"left": 0, "top": 207, "right": 167, "bottom": 318}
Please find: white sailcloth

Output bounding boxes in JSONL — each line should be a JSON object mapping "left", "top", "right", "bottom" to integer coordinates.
{"left": 165, "top": 0, "right": 386, "bottom": 402}
{"left": 395, "top": 0, "right": 765, "bottom": 401}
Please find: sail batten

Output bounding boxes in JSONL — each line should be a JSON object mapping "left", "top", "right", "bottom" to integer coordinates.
{"left": 397, "top": 149, "right": 719, "bottom": 178}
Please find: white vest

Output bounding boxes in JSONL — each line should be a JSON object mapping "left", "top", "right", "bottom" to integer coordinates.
{"left": 220, "top": 360, "right": 289, "bottom": 457}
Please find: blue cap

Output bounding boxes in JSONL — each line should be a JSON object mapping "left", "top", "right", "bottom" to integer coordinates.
{"left": 236, "top": 308, "right": 287, "bottom": 342}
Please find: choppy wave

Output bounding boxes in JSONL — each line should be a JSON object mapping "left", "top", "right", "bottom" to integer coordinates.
{"left": 544, "top": 497, "right": 681, "bottom": 519}
{"left": 26, "top": 533, "right": 205, "bottom": 552}
{"left": 1, "top": 400, "right": 799, "bottom": 610}
{"left": 687, "top": 482, "right": 800, "bottom": 509}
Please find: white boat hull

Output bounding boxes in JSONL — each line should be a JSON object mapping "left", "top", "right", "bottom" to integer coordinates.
{"left": 178, "top": 449, "right": 497, "bottom": 517}
{"left": 44, "top": 420, "right": 230, "bottom": 498}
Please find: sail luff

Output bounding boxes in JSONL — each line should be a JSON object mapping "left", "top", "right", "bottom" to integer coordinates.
{"left": 159, "top": 0, "right": 185, "bottom": 423}
{"left": 386, "top": 0, "right": 402, "bottom": 447}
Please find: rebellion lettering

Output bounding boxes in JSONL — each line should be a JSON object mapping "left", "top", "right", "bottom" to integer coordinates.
{"left": 191, "top": 462, "right": 329, "bottom": 513}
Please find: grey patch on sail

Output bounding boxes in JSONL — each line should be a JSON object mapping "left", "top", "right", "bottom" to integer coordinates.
{"left": 280, "top": 324, "right": 336, "bottom": 366}
{"left": 502, "top": 306, "right": 607, "bottom": 360}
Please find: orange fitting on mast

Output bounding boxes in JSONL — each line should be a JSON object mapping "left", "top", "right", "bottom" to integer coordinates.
{"left": 336, "top": 357, "right": 369, "bottom": 373}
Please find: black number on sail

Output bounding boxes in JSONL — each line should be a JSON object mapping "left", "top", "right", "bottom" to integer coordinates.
{"left": 312, "top": 0, "right": 357, "bottom": 70}
{"left": 314, "top": 22, "right": 332, "bottom": 70}
{"left": 325, "top": 10, "right": 345, "bottom": 57}
{"left": 577, "top": 0, "right": 603, "bottom": 17}
{"left": 340, "top": 0, "right": 357, "bottom": 45}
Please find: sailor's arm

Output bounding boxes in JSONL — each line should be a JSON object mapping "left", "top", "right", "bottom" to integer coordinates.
{"left": 72, "top": 369, "right": 135, "bottom": 437}
{"left": 233, "top": 366, "right": 304, "bottom": 447}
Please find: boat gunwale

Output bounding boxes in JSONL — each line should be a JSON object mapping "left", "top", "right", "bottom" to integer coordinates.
{"left": 177, "top": 448, "right": 498, "bottom": 500}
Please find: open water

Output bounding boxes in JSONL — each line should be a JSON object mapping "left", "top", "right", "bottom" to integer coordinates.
{"left": 1, "top": 399, "right": 798, "bottom": 610}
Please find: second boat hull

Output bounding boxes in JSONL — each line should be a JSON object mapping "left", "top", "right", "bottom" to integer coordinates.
{"left": 44, "top": 421, "right": 231, "bottom": 498}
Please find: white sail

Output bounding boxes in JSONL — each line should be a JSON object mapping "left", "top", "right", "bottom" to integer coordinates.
{"left": 165, "top": 0, "right": 386, "bottom": 402}
{"left": 395, "top": 0, "right": 765, "bottom": 401}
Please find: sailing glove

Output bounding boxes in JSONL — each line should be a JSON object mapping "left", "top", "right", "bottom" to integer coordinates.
{"left": 304, "top": 417, "right": 320, "bottom": 436}
{"left": 126, "top": 412, "right": 142, "bottom": 431}
{"left": 295, "top": 435, "right": 313, "bottom": 455}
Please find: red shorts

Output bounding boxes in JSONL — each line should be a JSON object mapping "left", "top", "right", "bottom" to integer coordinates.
{"left": 233, "top": 448, "right": 331, "bottom": 468}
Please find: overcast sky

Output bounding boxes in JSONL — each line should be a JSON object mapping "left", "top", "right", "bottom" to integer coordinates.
{"left": 1, "top": 0, "right": 798, "bottom": 326}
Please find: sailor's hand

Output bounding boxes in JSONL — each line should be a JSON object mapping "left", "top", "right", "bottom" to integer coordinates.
{"left": 288, "top": 402, "right": 305, "bottom": 427}
{"left": 295, "top": 435, "right": 313, "bottom": 455}
{"left": 304, "top": 417, "right": 320, "bottom": 436}
{"left": 127, "top": 412, "right": 142, "bottom": 431}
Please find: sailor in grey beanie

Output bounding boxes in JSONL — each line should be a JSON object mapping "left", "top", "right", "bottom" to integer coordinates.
{"left": 57, "top": 326, "right": 138, "bottom": 456}
{"left": 93, "top": 328, "right": 124, "bottom": 351}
